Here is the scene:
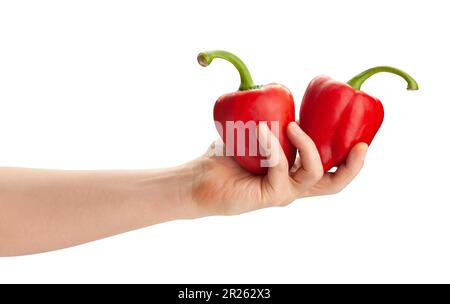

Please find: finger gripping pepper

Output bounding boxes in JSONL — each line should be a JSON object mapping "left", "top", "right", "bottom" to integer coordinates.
{"left": 198, "top": 50, "right": 296, "bottom": 174}
{"left": 299, "top": 66, "right": 419, "bottom": 172}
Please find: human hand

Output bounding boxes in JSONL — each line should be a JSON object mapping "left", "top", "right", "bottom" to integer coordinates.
{"left": 0, "top": 121, "right": 366, "bottom": 256}
{"left": 190, "top": 121, "right": 368, "bottom": 216}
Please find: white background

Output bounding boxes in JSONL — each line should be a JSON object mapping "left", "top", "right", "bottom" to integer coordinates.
{"left": 0, "top": 0, "right": 449, "bottom": 283}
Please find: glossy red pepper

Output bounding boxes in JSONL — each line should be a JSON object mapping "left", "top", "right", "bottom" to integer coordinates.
{"left": 299, "top": 66, "right": 419, "bottom": 172}
{"left": 198, "top": 50, "right": 296, "bottom": 174}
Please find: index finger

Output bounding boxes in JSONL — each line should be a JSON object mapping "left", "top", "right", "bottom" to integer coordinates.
{"left": 287, "top": 122, "right": 323, "bottom": 187}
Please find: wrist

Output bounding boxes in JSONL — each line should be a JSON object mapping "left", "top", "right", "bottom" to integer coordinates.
{"left": 163, "top": 163, "right": 199, "bottom": 219}
{"left": 130, "top": 163, "right": 200, "bottom": 222}
{"left": 170, "top": 159, "right": 213, "bottom": 219}
{"left": 165, "top": 158, "right": 217, "bottom": 219}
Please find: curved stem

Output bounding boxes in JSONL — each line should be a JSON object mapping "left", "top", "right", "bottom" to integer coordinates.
{"left": 347, "top": 66, "right": 419, "bottom": 91}
{"left": 197, "top": 50, "right": 258, "bottom": 91}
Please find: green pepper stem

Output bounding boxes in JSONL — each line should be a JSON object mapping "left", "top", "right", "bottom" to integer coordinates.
{"left": 197, "top": 50, "right": 258, "bottom": 91}
{"left": 347, "top": 66, "right": 419, "bottom": 91}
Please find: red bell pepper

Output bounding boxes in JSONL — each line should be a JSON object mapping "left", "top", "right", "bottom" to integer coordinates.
{"left": 299, "top": 66, "right": 419, "bottom": 172}
{"left": 198, "top": 50, "right": 296, "bottom": 174}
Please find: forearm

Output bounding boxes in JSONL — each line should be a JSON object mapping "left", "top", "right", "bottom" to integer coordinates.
{"left": 0, "top": 165, "right": 196, "bottom": 256}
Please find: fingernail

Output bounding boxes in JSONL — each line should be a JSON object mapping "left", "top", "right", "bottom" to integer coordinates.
{"left": 258, "top": 122, "right": 269, "bottom": 136}
{"left": 359, "top": 144, "right": 368, "bottom": 161}
{"left": 362, "top": 147, "right": 368, "bottom": 160}
{"left": 257, "top": 122, "right": 270, "bottom": 157}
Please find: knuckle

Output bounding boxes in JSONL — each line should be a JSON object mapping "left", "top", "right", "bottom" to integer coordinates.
{"left": 208, "top": 141, "right": 218, "bottom": 150}
{"left": 271, "top": 160, "right": 289, "bottom": 174}
{"left": 277, "top": 198, "right": 292, "bottom": 207}
{"left": 330, "top": 185, "right": 344, "bottom": 195}
{"left": 310, "top": 168, "right": 323, "bottom": 183}
{"left": 279, "top": 160, "right": 290, "bottom": 172}
{"left": 270, "top": 193, "right": 293, "bottom": 207}
{"left": 331, "top": 188, "right": 340, "bottom": 195}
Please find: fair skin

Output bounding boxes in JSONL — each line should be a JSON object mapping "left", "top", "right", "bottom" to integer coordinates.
{"left": 0, "top": 122, "right": 367, "bottom": 256}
